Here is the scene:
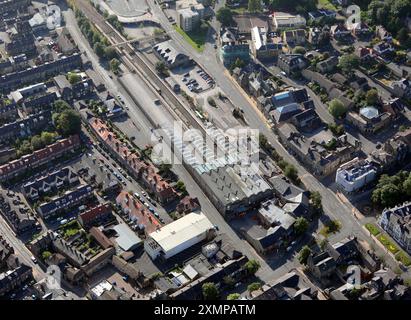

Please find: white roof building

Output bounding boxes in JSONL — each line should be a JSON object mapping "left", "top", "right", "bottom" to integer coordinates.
{"left": 335, "top": 157, "right": 377, "bottom": 194}
{"left": 273, "top": 12, "right": 306, "bottom": 31}
{"left": 144, "top": 212, "right": 214, "bottom": 260}
{"left": 112, "top": 224, "right": 142, "bottom": 252}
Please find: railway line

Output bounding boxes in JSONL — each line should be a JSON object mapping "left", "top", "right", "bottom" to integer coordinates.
{"left": 75, "top": 0, "right": 205, "bottom": 134}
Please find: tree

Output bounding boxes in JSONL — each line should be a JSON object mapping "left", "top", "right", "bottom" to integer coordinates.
{"left": 227, "top": 293, "right": 240, "bottom": 300}
{"left": 175, "top": 180, "right": 187, "bottom": 194}
{"left": 216, "top": 7, "right": 233, "bottom": 26}
{"left": 397, "top": 27, "right": 409, "bottom": 45}
{"left": 155, "top": 61, "right": 169, "bottom": 77}
{"left": 248, "top": 0, "right": 262, "bottom": 13}
{"left": 244, "top": 259, "right": 260, "bottom": 275}
{"left": 42, "top": 251, "right": 52, "bottom": 260}
{"left": 53, "top": 100, "right": 71, "bottom": 112}
{"left": 94, "top": 42, "right": 106, "bottom": 58}
{"left": 310, "top": 191, "right": 323, "bottom": 213}
{"left": 366, "top": 89, "right": 379, "bottom": 105}
{"left": 284, "top": 164, "right": 299, "bottom": 183}
{"left": 104, "top": 47, "right": 117, "bottom": 60}
{"left": 67, "top": 72, "right": 81, "bottom": 84}
{"left": 158, "top": 163, "right": 172, "bottom": 175}
{"left": 110, "top": 58, "right": 120, "bottom": 73}
{"left": 338, "top": 54, "right": 360, "bottom": 74}
{"left": 404, "top": 176, "right": 411, "bottom": 197}
{"left": 31, "top": 135, "right": 44, "bottom": 150}
{"left": 202, "top": 282, "right": 219, "bottom": 300}
{"left": 292, "top": 46, "right": 306, "bottom": 54}
{"left": 223, "top": 275, "right": 236, "bottom": 288}
{"left": 294, "top": 217, "right": 309, "bottom": 235}
{"left": 247, "top": 282, "right": 261, "bottom": 292}
{"left": 328, "top": 99, "right": 347, "bottom": 119}
{"left": 41, "top": 132, "right": 56, "bottom": 146}
{"left": 53, "top": 109, "right": 82, "bottom": 137}
{"left": 298, "top": 245, "right": 311, "bottom": 265}
{"left": 372, "top": 183, "right": 402, "bottom": 208}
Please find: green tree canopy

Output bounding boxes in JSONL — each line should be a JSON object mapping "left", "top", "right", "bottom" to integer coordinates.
{"left": 30, "top": 135, "right": 44, "bottom": 150}
{"left": 104, "top": 47, "right": 117, "bottom": 60}
{"left": 310, "top": 191, "right": 323, "bottom": 212}
{"left": 67, "top": 72, "right": 81, "bottom": 84}
{"left": 284, "top": 164, "right": 299, "bottom": 183}
{"left": 53, "top": 100, "right": 71, "bottom": 112}
{"left": 292, "top": 46, "right": 306, "bottom": 54}
{"left": 366, "top": 89, "right": 379, "bottom": 105}
{"left": 294, "top": 217, "right": 309, "bottom": 235}
{"left": 53, "top": 109, "right": 82, "bottom": 137}
{"left": 328, "top": 99, "right": 347, "bottom": 119}
{"left": 244, "top": 259, "right": 260, "bottom": 275}
{"left": 247, "top": 282, "right": 261, "bottom": 292}
{"left": 94, "top": 42, "right": 106, "bottom": 58}
{"left": 338, "top": 54, "right": 360, "bottom": 74}
{"left": 110, "top": 58, "right": 120, "bottom": 73}
{"left": 42, "top": 251, "right": 52, "bottom": 260}
{"left": 227, "top": 293, "right": 240, "bottom": 300}
{"left": 216, "top": 7, "right": 234, "bottom": 26}
{"left": 248, "top": 0, "right": 262, "bottom": 13}
{"left": 202, "top": 282, "right": 219, "bottom": 300}
{"left": 371, "top": 171, "right": 411, "bottom": 207}
{"left": 41, "top": 132, "right": 57, "bottom": 146}
{"left": 298, "top": 245, "right": 311, "bottom": 265}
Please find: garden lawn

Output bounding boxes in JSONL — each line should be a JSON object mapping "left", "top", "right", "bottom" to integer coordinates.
{"left": 395, "top": 251, "right": 411, "bottom": 267}
{"left": 174, "top": 25, "right": 206, "bottom": 53}
{"left": 365, "top": 223, "right": 381, "bottom": 236}
{"left": 377, "top": 234, "right": 400, "bottom": 254}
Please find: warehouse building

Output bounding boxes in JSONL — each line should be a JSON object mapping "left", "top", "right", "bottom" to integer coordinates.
{"left": 144, "top": 212, "right": 215, "bottom": 261}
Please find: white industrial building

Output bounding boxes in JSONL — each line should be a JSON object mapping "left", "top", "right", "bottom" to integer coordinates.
{"left": 335, "top": 157, "right": 377, "bottom": 194}
{"left": 144, "top": 212, "right": 215, "bottom": 260}
{"left": 272, "top": 12, "right": 306, "bottom": 31}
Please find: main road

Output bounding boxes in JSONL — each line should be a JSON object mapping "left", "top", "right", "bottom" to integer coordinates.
{"left": 64, "top": 2, "right": 295, "bottom": 283}
{"left": 145, "top": 0, "right": 408, "bottom": 273}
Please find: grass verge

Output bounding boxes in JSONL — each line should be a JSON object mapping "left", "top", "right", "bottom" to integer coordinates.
{"left": 173, "top": 25, "right": 206, "bottom": 53}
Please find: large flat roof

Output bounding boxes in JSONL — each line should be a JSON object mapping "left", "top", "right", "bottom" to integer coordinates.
{"left": 149, "top": 212, "right": 213, "bottom": 252}
{"left": 113, "top": 224, "right": 142, "bottom": 251}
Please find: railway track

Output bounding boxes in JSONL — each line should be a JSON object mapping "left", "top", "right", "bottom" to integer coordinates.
{"left": 75, "top": 0, "right": 205, "bottom": 134}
